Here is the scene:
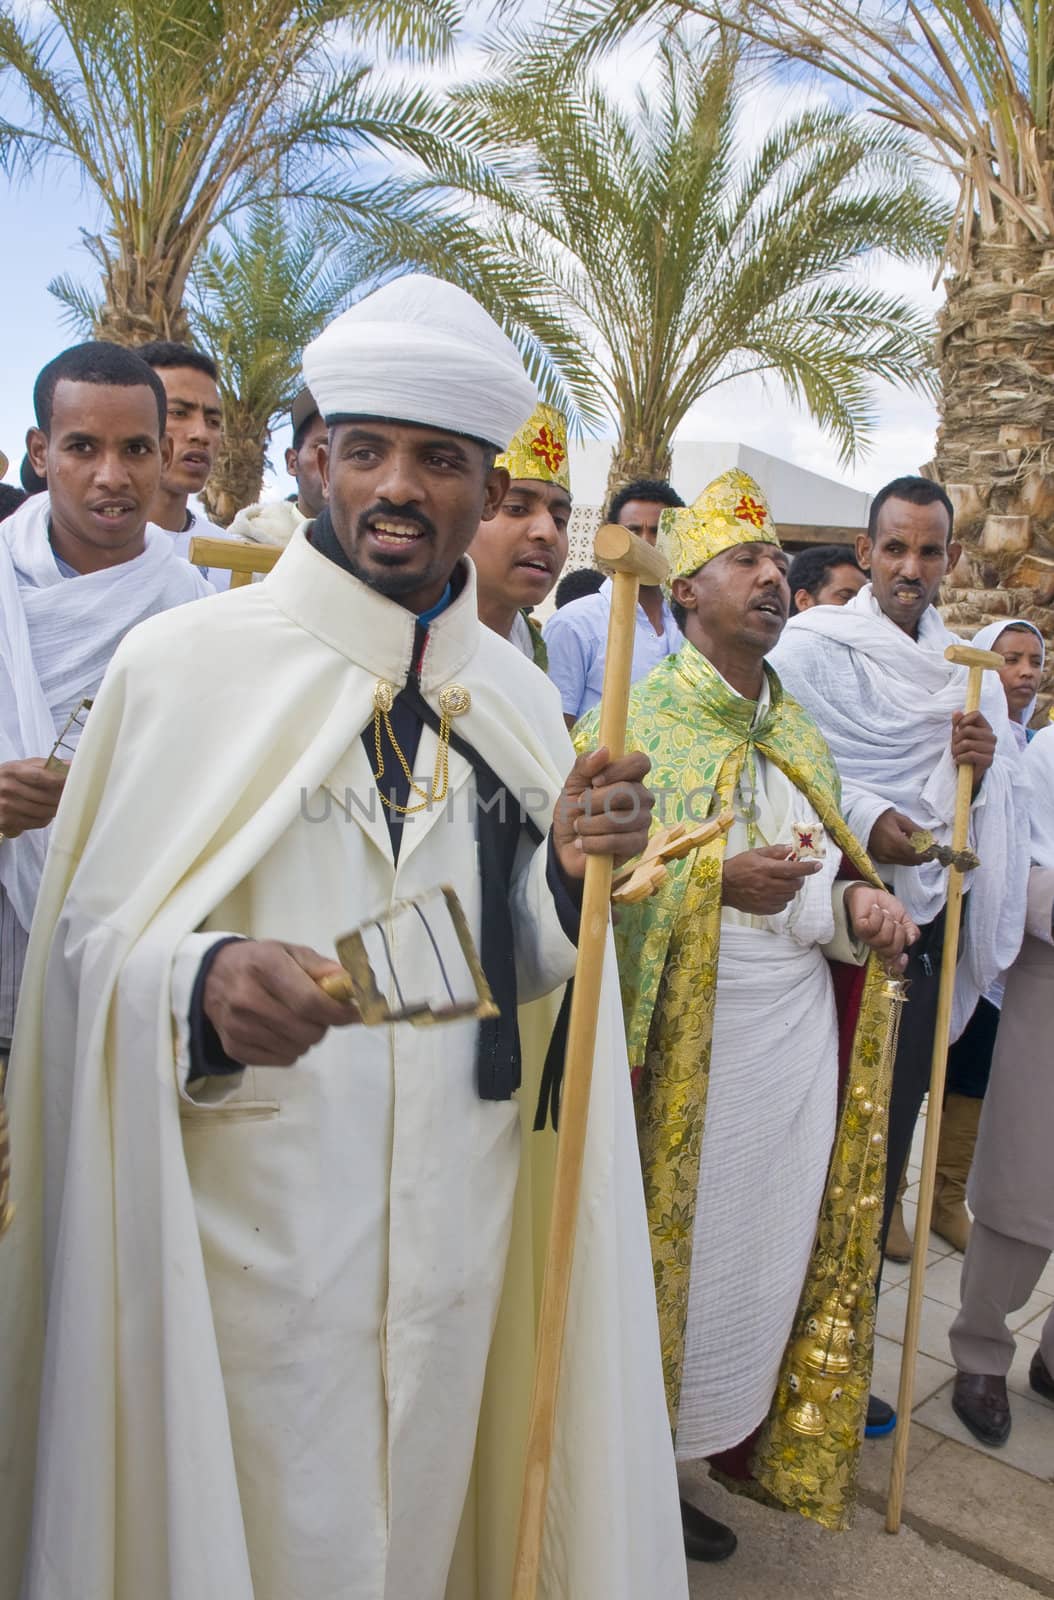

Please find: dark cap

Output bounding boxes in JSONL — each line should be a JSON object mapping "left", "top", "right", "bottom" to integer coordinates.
{"left": 291, "top": 387, "right": 319, "bottom": 434}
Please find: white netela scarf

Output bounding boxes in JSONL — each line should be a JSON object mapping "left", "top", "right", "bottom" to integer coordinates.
{"left": 771, "top": 584, "right": 1031, "bottom": 1034}
{"left": 0, "top": 494, "right": 210, "bottom": 929}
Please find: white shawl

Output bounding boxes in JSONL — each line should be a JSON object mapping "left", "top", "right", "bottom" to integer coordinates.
{"left": 0, "top": 494, "right": 212, "bottom": 929}
{"left": 226, "top": 496, "right": 304, "bottom": 548}
{"left": 1026, "top": 726, "right": 1054, "bottom": 870}
{"left": 771, "top": 584, "right": 1030, "bottom": 1034}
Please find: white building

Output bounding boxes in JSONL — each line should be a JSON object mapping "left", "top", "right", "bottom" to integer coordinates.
{"left": 561, "top": 439, "right": 872, "bottom": 586}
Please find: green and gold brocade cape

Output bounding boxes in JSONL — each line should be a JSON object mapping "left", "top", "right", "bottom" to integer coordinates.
{"left": 575, "top": 644, "right": 897, "bottom": 1532}
{"left": 523, "top": 610, "right": 549, "bottom": 672}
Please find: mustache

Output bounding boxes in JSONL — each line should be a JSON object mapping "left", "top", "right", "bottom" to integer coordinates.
{"left": 356, "top": 501, "right": 438, "bottom": 542}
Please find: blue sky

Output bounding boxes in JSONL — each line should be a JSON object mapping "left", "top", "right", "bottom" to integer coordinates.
{"left": 0, "top": 28, "right": 942, "bottom": 504}
{"left": 0, "top": 160, "right": 301, "bottom": 498}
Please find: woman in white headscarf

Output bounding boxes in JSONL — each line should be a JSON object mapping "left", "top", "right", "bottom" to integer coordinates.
{"left": 936, "top": 618, "right": 1046, "bottom": 1251}
{"left": 971, "top": 618, "right": 1046, "bottom": 747}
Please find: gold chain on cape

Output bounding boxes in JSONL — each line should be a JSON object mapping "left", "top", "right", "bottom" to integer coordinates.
{"left": 371, "top": 679, "right": 470, "bottom": 814}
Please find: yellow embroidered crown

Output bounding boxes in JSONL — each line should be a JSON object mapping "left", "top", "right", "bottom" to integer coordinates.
{"left": 496, "top": 403, "right": 571, "bottom": 491}
{"left": 658, "top": 469, "right": 778, "bottom": 588}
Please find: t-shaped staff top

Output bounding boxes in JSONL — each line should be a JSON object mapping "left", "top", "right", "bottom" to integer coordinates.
{"left": 594, "top": 523, "right": 669, "bottom": 586}
{"left": 587, "top": 526, "right": 670, "bottom": 758}
{"left": 944, "top": 643, "right": 1004, "bottom": 674}
{"left": 944, "top": 642, "right": 1003, "bottom": 725}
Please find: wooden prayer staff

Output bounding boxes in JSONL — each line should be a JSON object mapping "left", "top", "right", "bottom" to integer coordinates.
{"left": 511, "top": 522, "right": 668, "bottom": 1599}
{"left": 187, "top": 535, "right": 281, "bottom": 588}
{"left": 886, "top": 641, "right": 1003, "bottom": 1534}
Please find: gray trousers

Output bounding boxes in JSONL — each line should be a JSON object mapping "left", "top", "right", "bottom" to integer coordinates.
{"left": 949, "top": 1219, "right": 1054, "bottom": 1376}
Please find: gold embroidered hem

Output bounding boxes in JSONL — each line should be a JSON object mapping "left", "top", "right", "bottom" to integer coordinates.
{"left": 575, "top": 644, "right": 896, "bottom": 1532}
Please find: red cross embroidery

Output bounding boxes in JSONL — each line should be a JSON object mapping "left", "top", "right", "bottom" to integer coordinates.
{"left": 797, "top": 830, "right": 815, "bottom": 850}
{"left": 734, "top": 494, "right": 767, "bottom": 528}
{"left": 532, "top": 425, "right": 566, "bottom": 474}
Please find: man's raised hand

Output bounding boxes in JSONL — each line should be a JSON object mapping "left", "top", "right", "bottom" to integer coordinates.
{"left": 0, "top": 758, "right": 68, "bottom": 838}
{"left": 721, "top": 844, "right": 822, "bottom": 915}
{"left": 951, "top": 710, "right": 996, "bottom": 793}
{"left": 202, "top": 940, "right": 359, "bottom": 1068}
{"left": 868, "top": 808, "right": 928, "bottom": 866}
{"left": 552, "top": 746, "right": 654, "bottom": 880}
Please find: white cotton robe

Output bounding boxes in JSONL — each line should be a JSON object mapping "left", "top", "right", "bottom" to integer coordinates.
{"left": 0, "top": 530, "right": 686, "bottom": 1600}
{"left": 675, "top": 684, "right": 845, "bottom": 1458}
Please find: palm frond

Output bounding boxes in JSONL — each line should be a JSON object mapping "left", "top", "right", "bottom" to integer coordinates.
{"left": 545, "top": 0, "right": 1054, "bottom": 251}
{"left": 47, "top": 272, "right": 103, "bottom": 336}
{"left": 0, "top": 0, "right": 470, "bottom": 335}
{"left": 396, "top": 29, "right": 945, "bottom": 467}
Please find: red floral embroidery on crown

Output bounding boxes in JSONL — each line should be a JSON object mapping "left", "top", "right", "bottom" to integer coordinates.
{"left": 531, "top": 425, "right": 566, "bottom": 473}
{"left": 734, "top": 494, "right": 767, "bottom": 528}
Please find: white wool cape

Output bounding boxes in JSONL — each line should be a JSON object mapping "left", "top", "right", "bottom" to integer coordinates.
{"left": 0, "top": 530, "right": 686, "bottom": 1600}
{"left": 0, "top": 493, "right": 211, "bottom": 931}
{"left": 771, "top": 585, "right": 1030, "bottom": 1035}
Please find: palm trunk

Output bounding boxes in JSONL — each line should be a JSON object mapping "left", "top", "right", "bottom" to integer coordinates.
{"left": 201, "top": 404, "right": 269, "bottom": 526}
{"left": 605, "top": 432, "right": 674, "bottom": 506}
{"left": 935, "top": 219, "right": 1054, "bottom": 718}
{"left": 91, "top": 239, "right": 193, "bottom": 346}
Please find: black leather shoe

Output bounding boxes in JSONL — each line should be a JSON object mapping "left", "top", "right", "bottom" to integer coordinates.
{"left": 865, "top": 1395, "right": 897, "bottom": 1438}
{"left": 952, "top": 1371, "right": 1011, "bottom": 1445}
{"left": 680, "top": 1497, "right": 737, "bottom": 1563}
{"left": 1029, "top": 1349, "right": 1054, "bottom": 1403}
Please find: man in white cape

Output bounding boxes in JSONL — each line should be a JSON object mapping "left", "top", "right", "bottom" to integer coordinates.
{"left": 770, "top": 474, "right": 1030, "bottom": 1433}
{"left": 1, "top": 278, "right": 687, "bottom": 1600}
{"left": 0, "top": 341, "right": 211, "bottom": 1065}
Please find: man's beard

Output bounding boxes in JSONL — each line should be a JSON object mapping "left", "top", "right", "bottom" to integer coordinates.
{"left": 343, "top": 500, "right": 444, "bottom": 598}
{"left": 343, "top": 550, "right": 440, "bottom": 599}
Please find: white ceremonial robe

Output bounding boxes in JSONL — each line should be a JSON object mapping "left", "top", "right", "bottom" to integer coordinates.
{"left": 771, "top": 585, "right": 1030, "bottom": 1035}
{"left": 1, "top": 530, "right": 686, "bottom": 1600}
{"left": 675, "top": 681, "right": 849, "bottom": 1458}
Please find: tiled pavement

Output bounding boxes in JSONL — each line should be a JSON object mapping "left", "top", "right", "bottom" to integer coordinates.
{"left": 679, "top": 1103, "right": 1054, "bottom": 1598}
{"left": 876, "top": 1104, "right": 1054, "bottom": 1485}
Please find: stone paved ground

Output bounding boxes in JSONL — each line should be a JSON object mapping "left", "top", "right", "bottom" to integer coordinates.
{"left": 679, "top": 1469, "right": 1053, "bottom": 1600}
{"left": 677, "top": 1103, "right": 1054, "bottom": 1597}
{"left": 877, "top": 1104, "right": 1054, "bottom": 1484}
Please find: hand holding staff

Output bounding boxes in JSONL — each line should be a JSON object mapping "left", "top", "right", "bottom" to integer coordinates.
{"left": 511, "top": 524, "right": 667, "bottom": 1598}
{"left": 886, "top": 642, "right": 1003, "bottom": 1533}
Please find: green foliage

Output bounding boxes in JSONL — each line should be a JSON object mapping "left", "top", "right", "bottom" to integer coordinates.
{"left": 394, "top": 36, "right": 946, "bottom": 464}
{"left": 0, "top": 0, "right": 472, "bottom": 335}
{"left": 188, "top": 201, "right": 376, "bottom": 434}
{"left": 543, "top": 0, "right": 1054, "bottom": 248}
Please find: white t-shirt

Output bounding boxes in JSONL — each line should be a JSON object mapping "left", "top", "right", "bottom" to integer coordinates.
{"left": 168, "top": 511, "right": 236, "bottom": 591}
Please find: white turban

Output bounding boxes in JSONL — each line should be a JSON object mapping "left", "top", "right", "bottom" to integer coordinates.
{"left": 302, "top": 275, "right": 538, "bottom": 451}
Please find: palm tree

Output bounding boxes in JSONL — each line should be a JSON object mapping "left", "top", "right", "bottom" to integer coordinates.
{"left": 0, "top": 0, "right": 468, "bottom": 345}
{"left": 392, "top": 38, "right": 945, "bottom": 494}
{"left": 186, "top": 203, "right": 387, "bottom": 521}
{"left": 560, "top": 0, "right": 1054, "bottom": 636}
